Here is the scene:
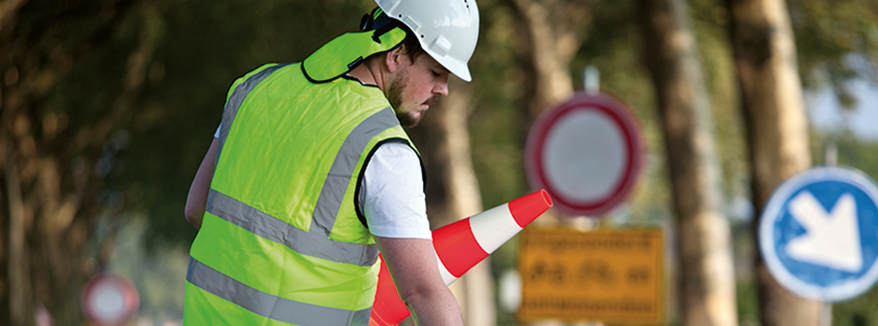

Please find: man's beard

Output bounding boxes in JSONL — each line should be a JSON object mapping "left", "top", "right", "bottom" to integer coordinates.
{"left": 387, "top": 71, "right": 422, "bottom": 128}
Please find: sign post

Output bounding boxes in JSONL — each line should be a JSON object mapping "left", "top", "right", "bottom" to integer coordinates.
{"left": 759, "top": 166, "right": 878, "bottom": 302}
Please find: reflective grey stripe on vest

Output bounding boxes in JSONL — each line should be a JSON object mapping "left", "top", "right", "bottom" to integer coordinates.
{"left": 216, "top": 63, "right": 291, "bottom": 163}
{"left": 187, "top": 257, "right": 371, "bottom": 326}
{"left": 312, "top": 106, "right": 400, "bottom": 234}
{"left": 207, "top": 189, "right": 378, "bottom": 266}
{"left": 207, "top": 106, "right": 399, "bottom": 266}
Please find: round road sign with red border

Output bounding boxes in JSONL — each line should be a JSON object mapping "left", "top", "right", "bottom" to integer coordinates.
{"left": 525, "top": 92, "right": 645, "bottom": 217}
{"left": 81, "top": 273, "right": 140, "bottom": 325}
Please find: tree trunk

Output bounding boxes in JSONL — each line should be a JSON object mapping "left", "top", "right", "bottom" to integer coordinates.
{"left": 0, "top": 49, "right": 93, "bottom": 326}
{"left": 724, "top": 0, "right": 822, "bottom": 325}
{"left": 636, "top": 0, "right": 738, "bottom": 325}
{"left": 507, "top": 0, "right": 582, "bottom": 115}
{"left": 2, "top": 136, "right": 33, "bottom": 326}
{"left": 0, "top": 1, "right": 140, "bottom": 324}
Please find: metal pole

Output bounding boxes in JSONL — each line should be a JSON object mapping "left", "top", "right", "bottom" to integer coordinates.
{"left": 584, "top": 65, "right": 599, "bottom": 95}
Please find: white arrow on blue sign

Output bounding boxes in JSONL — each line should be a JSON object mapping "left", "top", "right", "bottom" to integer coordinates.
{"left": 759, "top": 166, "right": 878, "bottom": 302}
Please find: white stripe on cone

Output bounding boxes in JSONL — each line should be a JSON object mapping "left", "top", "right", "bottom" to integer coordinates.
{"left": 435, "top": 250, "right": 458, "bottom": 285}
{"left": 433, "top": 202, "right": 520, "bottom": 285}
{"left": 469, "top": 203, "right": 520, "bottom": 254}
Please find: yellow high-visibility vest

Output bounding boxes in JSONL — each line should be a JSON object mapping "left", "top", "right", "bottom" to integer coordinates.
{"left": 184, "top": 58, "right": 418, "bottom": 326}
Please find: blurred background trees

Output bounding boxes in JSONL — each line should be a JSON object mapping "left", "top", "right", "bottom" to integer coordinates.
{"left": 638, "top": 0, "right": 737, "bottom": 324}
{"left": 1, "top": 0, "right": 877, "bottom": 325}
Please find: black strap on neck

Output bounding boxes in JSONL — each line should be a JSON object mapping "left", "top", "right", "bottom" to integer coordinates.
{"left": 359, "top": 7, "right": 403, "bottom": 43}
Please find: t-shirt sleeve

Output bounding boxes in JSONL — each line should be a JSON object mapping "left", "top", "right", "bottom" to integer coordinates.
{"left": 214, "top": 124, "right": 221, "bottom": 138}
{"left": 358, "top": 142, "right": 432, "bottom": 240}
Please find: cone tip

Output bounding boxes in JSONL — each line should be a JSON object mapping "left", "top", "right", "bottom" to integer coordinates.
{"left": 538, "top": 189, "right": 553, "bottom": 208}
{"left": 508, "top": 189, "right": 553, "bottom": 227}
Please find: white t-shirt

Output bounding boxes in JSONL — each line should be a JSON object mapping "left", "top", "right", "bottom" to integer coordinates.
{"left": 214, "top": 127, "right": 431, "bottom": 239}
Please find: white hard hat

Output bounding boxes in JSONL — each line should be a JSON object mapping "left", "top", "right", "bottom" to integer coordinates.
{"left": 376, "top": 0, "right": 480, "bottom": 82}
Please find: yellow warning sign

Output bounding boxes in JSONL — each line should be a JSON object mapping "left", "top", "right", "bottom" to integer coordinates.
{"left": 517, "top": 227, "right": 664, "bottom": 324}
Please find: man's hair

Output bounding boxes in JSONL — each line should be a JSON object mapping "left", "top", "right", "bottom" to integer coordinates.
{"left": 396, "top": 24, "right": 424, "bottom": 61}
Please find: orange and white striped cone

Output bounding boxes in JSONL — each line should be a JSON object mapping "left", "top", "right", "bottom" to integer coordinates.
{"left": 369, "top": 189, "right": 553, "bottom": 326}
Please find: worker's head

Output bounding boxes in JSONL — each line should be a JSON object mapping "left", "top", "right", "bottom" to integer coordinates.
{"left": 301, "top": 0, "right": 478, "bottom": 126}
{"left": 362, "top": 0, "right": 479, "bottom": 126}
{"left": 380, "top": 37, "right": 449, "bottom": 127}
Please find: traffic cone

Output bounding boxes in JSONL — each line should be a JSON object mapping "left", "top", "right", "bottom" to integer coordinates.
{"left": 369, "top": 189, "right": 553, "bottom": 326}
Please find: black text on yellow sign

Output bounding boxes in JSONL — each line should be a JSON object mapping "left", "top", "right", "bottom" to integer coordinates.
{"left": 517, "top": 227, "right": 664, "bottom": 324}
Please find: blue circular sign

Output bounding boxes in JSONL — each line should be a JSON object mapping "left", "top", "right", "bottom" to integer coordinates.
{"left": 759, "top": 166, "right": 878, "bottom": 302}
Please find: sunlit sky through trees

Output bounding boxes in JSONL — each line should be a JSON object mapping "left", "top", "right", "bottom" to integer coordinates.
{"left": 807, "top": 83, "right": 878, "bottom": 140}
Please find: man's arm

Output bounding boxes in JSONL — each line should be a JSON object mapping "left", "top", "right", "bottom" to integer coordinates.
{"left": 374, "top": 236, "right": 463, "bottom": 326}
{"left": 184, "top": 138, "right": 218, "bottom": 229}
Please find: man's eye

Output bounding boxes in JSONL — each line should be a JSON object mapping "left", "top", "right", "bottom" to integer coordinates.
{"left": 432, "top": 71, "right": 441, "bottom": 77}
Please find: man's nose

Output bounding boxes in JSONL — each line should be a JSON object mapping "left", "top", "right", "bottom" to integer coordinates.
{"left": 434, "top": 76, "right": 449, "bottom": 97}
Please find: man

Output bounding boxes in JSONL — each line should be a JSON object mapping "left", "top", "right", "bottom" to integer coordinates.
{"left": 182, "top": 0, "right": 479, "bottom": 325}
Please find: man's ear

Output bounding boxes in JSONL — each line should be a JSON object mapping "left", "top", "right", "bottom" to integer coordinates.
{"left": 385, "top": 45, "right": 405, "bottom": 73}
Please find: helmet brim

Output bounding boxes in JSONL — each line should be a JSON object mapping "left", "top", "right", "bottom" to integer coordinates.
{"left": 430, "top": 53, "right": 472, "bottom": 82}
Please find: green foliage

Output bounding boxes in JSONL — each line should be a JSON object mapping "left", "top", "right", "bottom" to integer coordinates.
{"left": 690, "top": 0, "right": 750, "bottom": 204}
{"left": 736, "top": 277, "right": 761, "bottom": 326}
{"left": 834, "top": 285, "right": 878, "bottom": 326}
{"left": 790, "top": 0, "right": 878, "bottom": 109}
{"left": 810, "top": 130, "right": 878, "bottom": 178}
